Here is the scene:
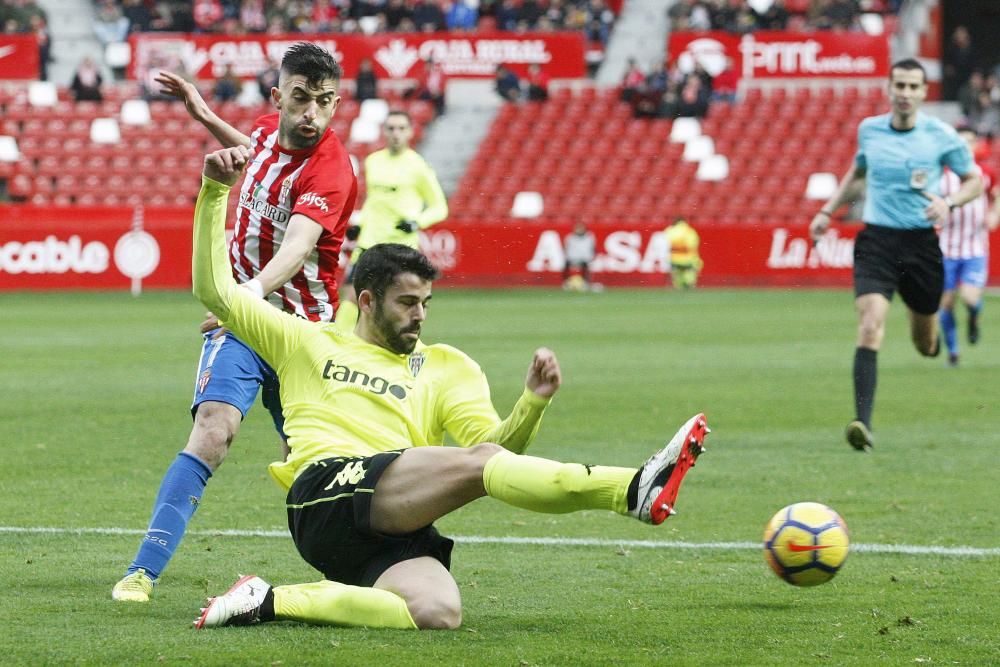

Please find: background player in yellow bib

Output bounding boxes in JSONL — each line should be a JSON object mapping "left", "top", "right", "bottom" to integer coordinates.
{"left": 337, "top": 110, "right": 448, "bottom": 330}
{"left": 189, "top": 146, "right": 710, "bottom": 632}
{"left": 664, "top": 217, "right": 703, "bottom": 289}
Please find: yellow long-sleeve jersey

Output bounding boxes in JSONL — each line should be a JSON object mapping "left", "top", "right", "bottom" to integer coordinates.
{"left": 194, "top": 177, "right": 548, "bottom": 490}
{"left": 354, "top": 148, "right": 448, "bottom": 255}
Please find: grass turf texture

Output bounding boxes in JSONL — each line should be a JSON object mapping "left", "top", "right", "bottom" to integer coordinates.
{"left": 2, "top": 288, "right": 998, "bottom": 665}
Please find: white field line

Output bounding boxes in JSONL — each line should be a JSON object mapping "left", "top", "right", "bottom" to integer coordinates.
{"left": 1, "top": 526, "right": 998, "bottom": 558}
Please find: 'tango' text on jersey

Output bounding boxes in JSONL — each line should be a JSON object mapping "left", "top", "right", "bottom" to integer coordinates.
{"left": 322, "top": 360, "right": 408, "bottom": 399}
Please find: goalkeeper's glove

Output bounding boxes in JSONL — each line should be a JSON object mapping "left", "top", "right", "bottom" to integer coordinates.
{"left": 395, "top": 220, "right": 417, "bottom": 233}
{"left": 345, "top": 224, "right": 360, "bottom": 241}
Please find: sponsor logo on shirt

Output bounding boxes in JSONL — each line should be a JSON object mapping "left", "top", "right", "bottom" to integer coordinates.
{"left": 239, "top": 190, "right": 290, "bottom": 223}
{"left": 322, "top": 361, "right": 408, "bottom": 399}
{"left": 297, "top": 192, "right": 330, "bottom": 213}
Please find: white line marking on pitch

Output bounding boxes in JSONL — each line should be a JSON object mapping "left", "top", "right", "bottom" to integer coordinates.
{"left": 1, "top": 526, "right": 998, "bottom": 558}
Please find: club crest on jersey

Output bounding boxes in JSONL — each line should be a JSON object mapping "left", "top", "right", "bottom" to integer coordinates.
{"left": 408, "top": 352, "right": 426, "bottom": 377}
{"left": 197, "top": 369, "right": 211, "bottom": 394}
{"left": 279, "top": 175, "right": 293, "bottom": 205}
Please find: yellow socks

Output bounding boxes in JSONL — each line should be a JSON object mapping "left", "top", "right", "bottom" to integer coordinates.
{"left": 335, "top": 301, "right": 359, "bottom": 331}
{"left": 482, "top": 450, "right": 633, "bottom": 515}
{"left": 273, "top": 580, "right": 417, "bottom": 629}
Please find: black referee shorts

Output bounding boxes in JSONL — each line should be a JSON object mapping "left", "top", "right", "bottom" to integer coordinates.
{"left": 853, "top": 224, "right": 943, "bottom": 316}
{"left": 286, "top": 451, "right": 454, "bottom": 587}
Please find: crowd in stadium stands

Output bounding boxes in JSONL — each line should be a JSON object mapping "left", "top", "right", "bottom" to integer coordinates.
{"left": 494, "top": 64, "right": 549, "bottom": 103}
{"left": 668, "top": 0, "right": 901, "bottom": 34}
{"left": 621, "top": 56, "right": 726, "bottom": 120}
{"left": 88, "top": 0, "right": 618, "bottom": 39}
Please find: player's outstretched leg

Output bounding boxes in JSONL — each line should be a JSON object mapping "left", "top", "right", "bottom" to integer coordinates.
{"left": 628, "top": 413, "right": 709, "bottom": 524}
{"left": 195, "top": 575, "right": 273, "bottom": 628}
{"left": 967, "top": 301, "right": 981, "bottom": 345}
{"left": 196, "top": 576, "right": 419, "bottom": 630}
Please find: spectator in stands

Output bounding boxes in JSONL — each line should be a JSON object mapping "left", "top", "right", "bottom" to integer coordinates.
{"left": 30, "top": 13, "right": 51, "bottom": 80}
{"left": 495, "top": 65, "right": 521, "bottom": 103}
{"left": 93, "top": 0, "right": 130, "bottom": 46}
{"left": 563, "top": 222, "right": 596, "bottom": 291}
{"left": 667, "top": 0, "right": 693, "bottom": 30}
{"left": 264, "top": 0, "right": 291, "bottom": 31}
{"left": 524, "top": 63, "right": 550, "bottom": 102}
{"left": 495, "top": 0, "right": 520, "bottom": 31}
{"left": 384, "top": 0, "right": 413, "bottom": 30}
{"left": 944, "top": 25, "right": 977, "bottom": 102}
{"left": 958, "top": 71, "right": 984, "bottom": 119}
{"left": 756, "top": 0, "right": 788, "bottom": 30}
{"left": 193, "top": 0, "right": 224, "bottom": 32}
{"left": 355, "top": 57, "right": 379, "bottom": 102}
{"left": 256, "top": 56, "right": 280, "bottom": 101}
{"left": 70, "top": 56, "right": 103, "bottom": 102}
{"left": 620, "top": 57, "right": 645, "bottom": 103}
{"left": 240, "top": 0, "right": 267, "bottom": 32}
{"left": 585, "top": 0, "right": 614, "bottom": 44}
{"left": 212, "top": 64, "right": 241, "bottom": 102}
{"left": 811, "top": 0, "right": 859, "bottom": 31}
{"left": 445, "top": 0, "right": 478, "bottom": 30}
{"left": 1, "top": 0, "right": 46, "bottom": 32}
{"left": 711, "top": 57, "right": 737, "bottom": 105}
{"left": 674, "top": 75, "right": 710, "bottom": 118}
{"left": 311, "top": 0, "right": 338, "bottom": 31}
{"left": 411, "top": 0, "right": 446, "bottom": 31}
{"left": 544, "top": 0, "right": 566, "bottom": 28}
{"left": 967, "top": 89, "right": 1000, "bottom": 138}
{"left": 122, "top": 0, "right": 153, "bottom": 32}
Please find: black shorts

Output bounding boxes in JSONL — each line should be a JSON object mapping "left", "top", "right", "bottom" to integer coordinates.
{"left": 286, "top": 451, "right": 454, "bottom": 587}
{"left": 853, "top": 224, "right": 943, "bottom": 315}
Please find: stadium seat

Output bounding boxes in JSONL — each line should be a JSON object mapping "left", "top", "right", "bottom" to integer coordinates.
{"left": 90, "top": 118, "right": 122, "bottom": 144}
{"left": 670, "top": 117, "right": 701, "bottom": 143}
{"left": 682, "top": 136, "right": 714, "bottom": 163}
{"left": 0, "top": 136, "right": 19, "bottom": 162}
{"left": 696, "top": 155, "right": 729, "bottom": 182}
{"left": 28, "top": 81, "right": 57, "bottom": 107}
{"left": 805, "top": 172, "right": 838, "bottom": 200}
{"left": 511, "top": 191, "right": 544, "bottom": 218}
{"left": 121, "top": 100, "right": 152, "bottom": 126}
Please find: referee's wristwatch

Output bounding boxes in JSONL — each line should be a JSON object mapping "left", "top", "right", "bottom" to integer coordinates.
{"left": 944, "top": 196, "right": 957, "bottom": 210}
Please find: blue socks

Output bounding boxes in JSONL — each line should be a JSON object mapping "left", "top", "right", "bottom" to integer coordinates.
{"left": 940, "top": 308, "right": 958, "bottom": 356}
{"left": 126, "top": 452, "right": 212, "bottom": 580}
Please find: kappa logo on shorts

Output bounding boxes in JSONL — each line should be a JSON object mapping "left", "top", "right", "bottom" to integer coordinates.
{"left": 325, "top": 461, "right": 366, "bottom": 490}
{"left": 197, "top": 369, "right": 211, "bottom": 394}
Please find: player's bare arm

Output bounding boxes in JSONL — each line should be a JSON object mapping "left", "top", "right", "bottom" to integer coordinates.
{"left": 157, "top": 71, "right": 252, "bottom": 148}
{"left": 525, "top": 347, "right": 561, "bottom": 399}
{"left": 250, "top": 214, "right": 325, "bottom": 296}
{"left": 810, "top": 164, "right": 867, "bottom": 243}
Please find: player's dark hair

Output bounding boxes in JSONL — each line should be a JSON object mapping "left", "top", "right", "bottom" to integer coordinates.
{"left": 353, "top": 244, "right": 439, "bottom": 299}
{"left": 890, "top": 58, "right": 926, "bottom": 83}
{"left": 281, "top": 42, "right": 342, "bottom": 86}
{"left": 386, "top": 110, "right": 412, "bottom": 125}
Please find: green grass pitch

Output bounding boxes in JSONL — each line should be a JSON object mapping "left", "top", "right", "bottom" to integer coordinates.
{"left": 2, "top": 288, "right": 998, "bottom": 665}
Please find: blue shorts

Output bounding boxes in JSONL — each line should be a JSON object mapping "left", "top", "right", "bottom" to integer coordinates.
{"left": 943, "top": 256, "right": 988, "bottom": 291}
{"left": 191, "top": 329, "right": 286, "bottom": 440}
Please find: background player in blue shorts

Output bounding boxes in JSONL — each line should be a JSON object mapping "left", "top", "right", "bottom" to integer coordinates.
{"left": 809, "top": 59, "right": 982, "bottom": 452}
{"left": 937, "top": 125, "right": 1000, "bottom": 366}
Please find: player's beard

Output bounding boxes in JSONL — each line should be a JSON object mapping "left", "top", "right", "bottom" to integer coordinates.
{"left": 373, "top": 301, "right": 420, "bottom": 355}
{"left": 281, "top": 117, "right": 322, "bottom": 149}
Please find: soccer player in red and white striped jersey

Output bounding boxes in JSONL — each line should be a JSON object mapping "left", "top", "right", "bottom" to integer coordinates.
{"left": 114, "top": 43, "right": 357, "bottom": 602}
{"left": 937, "top": 126, "right": 1000, "bottom": 366}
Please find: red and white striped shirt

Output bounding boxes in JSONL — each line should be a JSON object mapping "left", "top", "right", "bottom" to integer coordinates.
{"left": 939, "top": 164, "right": 992, "bottom": 260}
{"left": 231, "top": 114, "right": 357, "bottom": 322}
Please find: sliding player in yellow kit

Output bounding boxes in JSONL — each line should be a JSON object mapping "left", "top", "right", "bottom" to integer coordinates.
{"left": 190, "top": 146, "right": 710, "bottom": 631}
{"left": 336, "top": 110, "right": 449, "bottom": 330}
